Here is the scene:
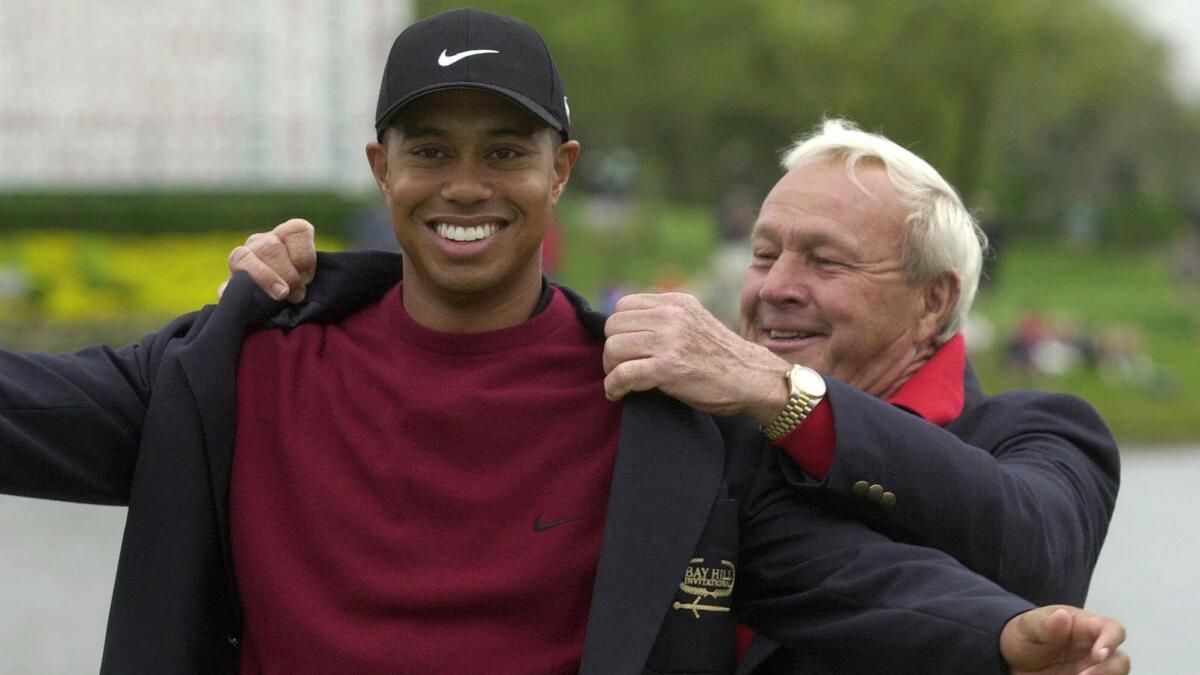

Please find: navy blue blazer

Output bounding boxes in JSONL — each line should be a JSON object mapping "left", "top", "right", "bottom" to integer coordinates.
{"left": 782, "top": 365, "right": 1119, "bottom": 606}
{"left": 1, "top": 251, "right": 1033, "bottom": 674}
{"left": 739, "top": 339, "right": 1118, "bottom": 673}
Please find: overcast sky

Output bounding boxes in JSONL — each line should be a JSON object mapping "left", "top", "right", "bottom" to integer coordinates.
{"left": 1110, "top": 0, "right": 1200, "bottom": 99}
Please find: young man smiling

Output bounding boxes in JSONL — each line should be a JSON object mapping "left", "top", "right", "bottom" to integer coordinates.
{"left": 370, "top": 87, "right": 578, "bottom": 331}
{"left": 5, "top": 8, "right": 1129, "bottom": 675}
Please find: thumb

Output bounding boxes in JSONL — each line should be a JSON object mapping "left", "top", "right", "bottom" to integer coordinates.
{"left": 1004, "top": 607, "right": 1073, "bottom": 669}
{"left": 1030, "top": 607, "right": 1073, "bottom": 646}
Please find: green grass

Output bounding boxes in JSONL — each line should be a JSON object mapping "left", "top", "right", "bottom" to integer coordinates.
{"left": 971, "top": 244, "right": 1200, "bottom": 443}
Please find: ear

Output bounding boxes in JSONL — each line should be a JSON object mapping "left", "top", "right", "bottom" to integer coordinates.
{"left": 917, "top": 271, "right": 960, "bottom": 342}
{"left": 550, "top": 139, "right": 581, "bottom": 205}
{"left": 366, "top": 142, "right": 390, "bottom": 199}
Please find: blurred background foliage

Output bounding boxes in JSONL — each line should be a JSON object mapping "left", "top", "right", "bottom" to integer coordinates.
{"left": 422, "top": 0, "right": 1200, "bottom": 242}
{"left": 2, "top": 0, "right": 1199, "bottom": 441}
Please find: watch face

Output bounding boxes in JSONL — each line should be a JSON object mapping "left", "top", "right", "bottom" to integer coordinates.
{"left": 794, "top": 366, "right": 827, "bottom": 398}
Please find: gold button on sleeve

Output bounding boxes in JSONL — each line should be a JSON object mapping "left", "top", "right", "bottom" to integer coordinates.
{"left": 881, "top": 491, "right": 897, "bottom": 508}
{"left": 852, "top": 480, "right": 870, "bottom": 497}
{"left": 868, "top": 484, "right": 884, "bottom": 502}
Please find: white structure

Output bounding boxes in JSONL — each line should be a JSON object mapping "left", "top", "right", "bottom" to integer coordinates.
{"left": 0, "top": 0, "right": 413, "bottom": 191}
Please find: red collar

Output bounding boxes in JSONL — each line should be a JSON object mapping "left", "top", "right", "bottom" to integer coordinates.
{"left": 886, "top": 334, "right": 965, "bottom": 426}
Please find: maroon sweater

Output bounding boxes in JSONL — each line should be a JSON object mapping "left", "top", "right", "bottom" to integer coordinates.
{"left": 230, "top": 285, "right": 622, "bottom": 674}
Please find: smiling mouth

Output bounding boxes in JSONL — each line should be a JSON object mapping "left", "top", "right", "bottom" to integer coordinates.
{"left": 434, "top": 221, "right": 503, "bottom": 243}
{"left": 767, "top": 329, "right": 824, "bottom": 341}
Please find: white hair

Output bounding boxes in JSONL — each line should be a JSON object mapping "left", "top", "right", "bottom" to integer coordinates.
{"left": 780, "top": 118, "right": 986, "bottom": 345}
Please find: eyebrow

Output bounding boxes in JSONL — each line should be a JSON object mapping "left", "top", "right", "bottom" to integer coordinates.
{"left": 753, "top": 221, "right": 851, "bottom": 252}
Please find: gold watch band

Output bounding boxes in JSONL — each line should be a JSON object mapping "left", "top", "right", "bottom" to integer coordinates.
{"left": 763, "top": 365, "right": 824, "bottom": 440}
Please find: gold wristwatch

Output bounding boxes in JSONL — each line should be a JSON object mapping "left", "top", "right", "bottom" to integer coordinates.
{"left": 763, "top": 364, "right": 826, "bottom": 440}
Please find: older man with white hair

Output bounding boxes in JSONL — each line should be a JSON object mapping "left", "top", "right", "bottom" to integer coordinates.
{"left": 600, "top": 118, "right": 1118, "bottom": 667}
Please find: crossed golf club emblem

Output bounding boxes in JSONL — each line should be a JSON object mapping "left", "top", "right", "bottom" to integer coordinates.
{"left": 673, "top": 557, "right": 735, "bottom": 618}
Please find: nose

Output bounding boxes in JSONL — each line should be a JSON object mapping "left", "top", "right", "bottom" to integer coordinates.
{"left": 440, "top": 159, "right": 493, "bottom": 205}
{"left": 758, "top": 254, "right": 811, "bottom": 307}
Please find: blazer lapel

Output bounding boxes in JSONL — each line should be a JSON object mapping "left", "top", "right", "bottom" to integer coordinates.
{"left": 177, "top": 274, "right": 281, "bottom": 583}
{"left": 579, "top": 391, "right": 726, "bottom": 675}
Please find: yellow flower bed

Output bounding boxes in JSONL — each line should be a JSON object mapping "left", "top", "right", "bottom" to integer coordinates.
{"left": 0, "top": 231, "right": 344, "bottom": 321}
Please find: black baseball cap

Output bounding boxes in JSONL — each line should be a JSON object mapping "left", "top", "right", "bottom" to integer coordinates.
{"left": 374, "top": 8, "right": 570, "bottom": 142}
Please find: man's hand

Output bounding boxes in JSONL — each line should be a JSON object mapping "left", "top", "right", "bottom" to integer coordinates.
{"left": 603, "top": 292, "right": 794, "bottom": 424}
{"left": 218, "top": 218, "right": 318, "bottom": 302}
{"left": 1002, "top": 605, "right": 1129, "bottom": 675}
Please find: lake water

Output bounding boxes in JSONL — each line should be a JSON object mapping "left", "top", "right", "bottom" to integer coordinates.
{"left": 1084, "top": 446, "right": 1198, "bottom": 673}
{"left": 1, "top": 447, "right": 1195, "bottom": 673}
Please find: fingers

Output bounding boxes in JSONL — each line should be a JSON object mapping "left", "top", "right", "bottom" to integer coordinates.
{"left": 1082, "top": 615, "right": 1127, "bottom": 673}
{"left": 273, "top": 219, "right": 318, "bottom": 286}
{"left": 1044, "top": 607, "right": 1074, "bottom": 644}
{"left": 602, "top": 356, "right": 658, "bottom": 401}
{"left": 1023, "top": 605, "right": 1071, "bottom": 645}
{"left": 1092, "top": 616, "right": 1126, "bottom": 657}
{"left": 244, "top": 227, "right": 305, "bottom": 301}
{"left": 603, "top": 290, "right": 789, "bottom": 419}
{"left": 602, "top": 326, "right": 666, "bottom": 398}
{"left": 602, "top": 294, "right": 702, "bottom": 398}
{"left": 1000, "top": 605, "right": 1070, "bottom": 669}
{"left": 605, "top": 292, "right": 714, "bottom": 341}
{"left": 602, "top": 330, "right": 655, "bottom": 374}
{"left": 1003, "top": 606, "right": 1131, "bottom": 675}
{"left": 1079, "top": 649, "right": 1130, "bottom": 675}
{"left": 610, "top": 291, "right": 704, "bottom": 317}
{"left": 228, "top": 241, "right": 292, "bottom": 301}
{"left": 227, "top": 219, "right": 316, "bottom": 302}
{"left": 604, "top": 307, "right": 656, "bottom": 337}
{"left": 1070, "top": 612, "right": 1129, "bottom": 675}
{"left": 602, "top": 295, "right": 690, "bottom": 374}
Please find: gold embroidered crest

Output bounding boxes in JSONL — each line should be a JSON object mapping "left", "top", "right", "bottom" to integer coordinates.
{"left": 672, "top": 557, "right": 735, "bottom": 617}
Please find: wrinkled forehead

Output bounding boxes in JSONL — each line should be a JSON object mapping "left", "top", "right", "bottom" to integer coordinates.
{"left": 752, "top": 160, "right": 909, "bottom": 247}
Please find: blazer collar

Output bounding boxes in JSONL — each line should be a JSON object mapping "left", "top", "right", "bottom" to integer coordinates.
{"left": 962, "top": 359, "right": 985, "bottom": 409}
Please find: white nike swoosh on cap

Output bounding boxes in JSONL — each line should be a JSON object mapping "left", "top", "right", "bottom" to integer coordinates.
{"left": 438, "top": 48, "right": 500, "bottom": 66}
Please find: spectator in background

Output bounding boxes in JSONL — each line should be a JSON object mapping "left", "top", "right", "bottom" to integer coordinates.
{"left": 1005, "top": 312, "right": 1094, "bottom": 377}
{"left": 1097, "top": 324, "right": 1156, "bottom": 387}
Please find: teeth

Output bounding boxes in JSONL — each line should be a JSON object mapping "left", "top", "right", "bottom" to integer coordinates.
{"left": 769, "top": 330, "right": 806, "bottom": 339}
{"left": 436, "top": 222, "right": 500, "bottom": 242}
